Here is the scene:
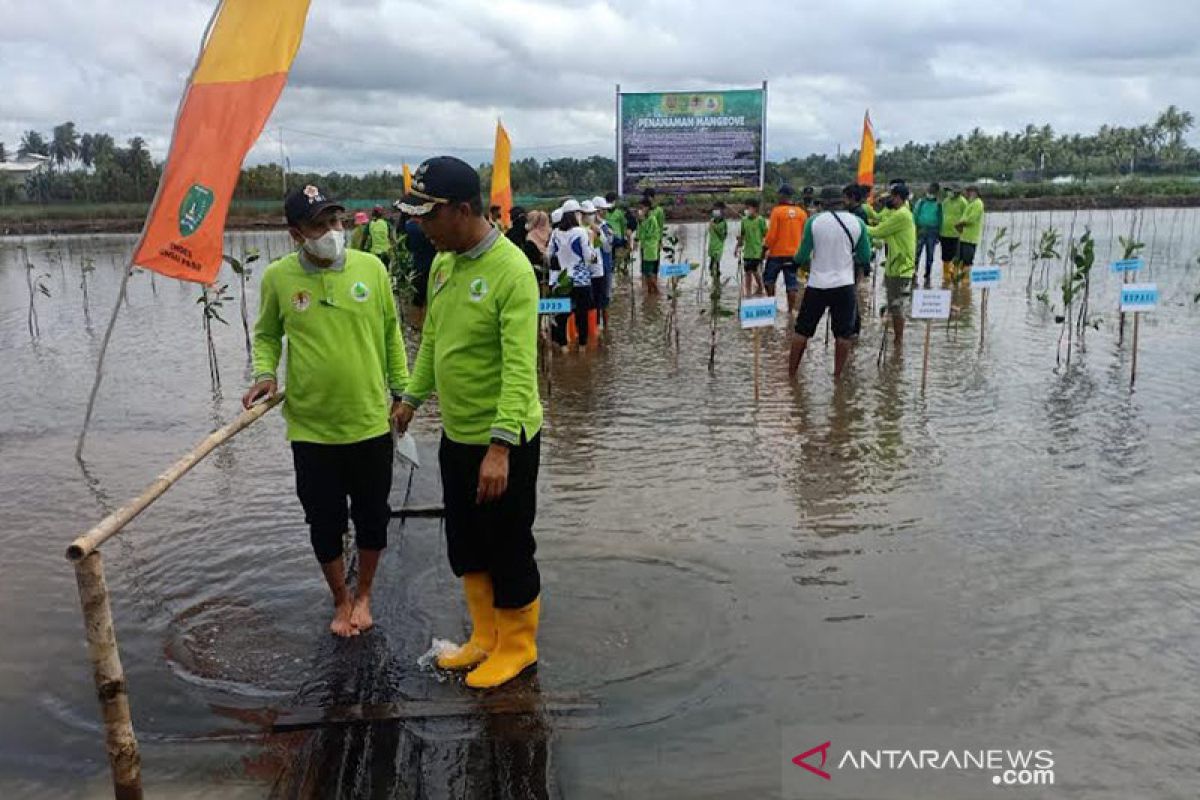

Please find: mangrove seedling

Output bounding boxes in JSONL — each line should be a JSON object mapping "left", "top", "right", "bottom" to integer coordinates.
{"left": 79, "top": 256, "right": 95, "bottom": 322}
{"left": 197, "top": 283, "right": 232, "bottom": 390}
{"left": 222, "top": 248, "right": 260, "bottom": 358}
{"left": 1057, "top": 229, "right": 1095, "bottom": 366}
{"left": 1026, "top": 227, "right": 1061, "bottom": 296}
{"left": 1116, "top": 235, "right": 1145, "bottom": 344}
{"left": 25, "top": 253, "right": 52, "bottom": 340}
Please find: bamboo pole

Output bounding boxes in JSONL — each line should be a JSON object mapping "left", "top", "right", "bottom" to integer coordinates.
{"left": 75, "top": 551, "right": 143, "bottom": 800}
{"left": 1130, "top": 312, "right": 1140, "bottom": 388}
{"left": 921, "top": 320, "right": 932, "bottom": 393}
{"left": 979, "top": 287, "right": 988, "bottom": 348}
{"left": 753, "top": 327, "right": 760, "bottom": 401}
{"left": 67, "top": 394, "right": 284, "bottom": 562}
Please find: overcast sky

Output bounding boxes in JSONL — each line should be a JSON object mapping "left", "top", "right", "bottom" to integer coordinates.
{"left": 3, "top": 0, "right": 1199, "bottom": 174}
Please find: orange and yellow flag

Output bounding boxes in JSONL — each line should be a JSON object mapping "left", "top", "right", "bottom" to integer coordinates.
{"left": 857, "top": 111, "right": 876, "bottom": 198}
{"left": 402, "top": 163, "right": 413, "bottom": 195}
{"left": 490, "top": 121, "right": 513, "bottom": 228}
{"left": 133, "top": 0, "right": 311, "bottom": 284}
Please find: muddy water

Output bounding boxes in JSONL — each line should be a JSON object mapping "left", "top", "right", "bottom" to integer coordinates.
{"left": 1, "top": 210, "right": 1199, "bottom": 798}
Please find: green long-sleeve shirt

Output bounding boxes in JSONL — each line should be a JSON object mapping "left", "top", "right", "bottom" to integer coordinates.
{"left": 707, "top": 218, "right": 727, "bottom": 259}
{"left": 252, "top": 249, "right": 409, "bottom": 444}
{"left": 402, "top": 230, "right": 543, "bottom": 446}
{"left": 940, "top": 194, "right": 967, "bottom": 238}
{"left": 606, "top": 207, "right": 627, "bottom": 239}
{"left": 867, "top": 205, "right": 916, "bottom": 278}
{"left": 638, "top": 212, "right": 663, "bottom": 259}
{"left": 958, "top": 197, "right": 985, "bottom": 245}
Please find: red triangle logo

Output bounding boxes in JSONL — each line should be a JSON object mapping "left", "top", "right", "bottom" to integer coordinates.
{"left": 792, "top": 741, "right": 832, "bottom": 781}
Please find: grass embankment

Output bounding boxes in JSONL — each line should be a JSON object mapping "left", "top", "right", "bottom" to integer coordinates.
{"left": 3, "top": 177, "right": 1199, "bottom": 234}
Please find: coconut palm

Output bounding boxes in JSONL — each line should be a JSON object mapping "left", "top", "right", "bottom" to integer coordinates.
{"left": 18, "top": 130, "right": 49, "bottom": 158}
{"left": 50, "top": 122, "right": 80, "bottom": 169}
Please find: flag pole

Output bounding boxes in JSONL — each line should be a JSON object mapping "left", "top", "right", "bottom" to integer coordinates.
{"left": 75, "top": 0, "right": 224, "bottom": 462}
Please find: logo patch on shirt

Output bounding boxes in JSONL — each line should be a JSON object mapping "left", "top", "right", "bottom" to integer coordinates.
{"left": 468, "top": 277, "right": 489, "bottom": 302}
{"left": 350, "top": 281, "right": 370, "bottom": 302}
{"left": 292, "top": 290, "right": 311, "bottom": 312}
{"left": 434, "top": 269, "right": 448, "bottom": 294}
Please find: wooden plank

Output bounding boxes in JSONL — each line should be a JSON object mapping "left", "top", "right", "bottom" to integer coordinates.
{"left": 390, "top": 504, "right": 445, "bottom": 520}
{"left": 271, "top": 692, "right": 599, "bottom": 732}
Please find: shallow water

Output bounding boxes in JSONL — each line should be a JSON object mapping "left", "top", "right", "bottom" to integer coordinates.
{"left": 2, "top": 210, "right": 1199, "bottom": 798}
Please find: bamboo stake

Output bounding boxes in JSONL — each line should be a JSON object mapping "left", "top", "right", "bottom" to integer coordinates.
{"left": 67, "top": 394, "right": 284, "bottom": 562}
{"left": 979, "top": 287, "right": 988, "bottom": 348}
{"left": 752, "top": 327, "right": 760, "bottom": 401}
{"left": 1130, "top": 311, "right": 1140, "bottom": 388}
{"left": 921, "top": 320, "right": 931, "bottom": 393}
{"left": 75, "top": 551, "right": 143, "bottom": 800}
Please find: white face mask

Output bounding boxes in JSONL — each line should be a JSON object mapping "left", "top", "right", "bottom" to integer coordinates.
{"left": 303, "top": 228, "right": 345, "bottom": 261}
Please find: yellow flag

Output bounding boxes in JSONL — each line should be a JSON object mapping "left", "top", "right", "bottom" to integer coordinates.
{"left": 857, "top": 111, "right": 875, "bottom": 199}
{"left": 403, "top": 163, "right": 412, "bottom": 194}
{"left": 490, "top": 120, "right": 512, "bottom": 228}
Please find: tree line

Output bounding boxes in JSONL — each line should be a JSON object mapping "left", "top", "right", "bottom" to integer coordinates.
{"left": 3, "top": 106, "right": 1195, "bottom": 206}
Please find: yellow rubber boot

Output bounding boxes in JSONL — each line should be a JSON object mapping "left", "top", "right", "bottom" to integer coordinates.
{"left": 437, "top": 572, "right": 497, "bottom": 670}
{"left": 465, "top": 597, "right": 540, "bottom": 689}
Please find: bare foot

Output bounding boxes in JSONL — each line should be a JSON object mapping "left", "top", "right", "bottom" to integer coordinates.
{"left": 350, "top": 595, "right": 373, "bottom": 631}
{"left": 330, "top": 601, "right": 358, "bottom": 637}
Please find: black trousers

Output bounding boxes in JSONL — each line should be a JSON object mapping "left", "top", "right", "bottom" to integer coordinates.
{"left": 292, "top": 433, "right": 393, "bottom": 563}
{"left": 439, "top": 432, "right": 541, "bottom": 608}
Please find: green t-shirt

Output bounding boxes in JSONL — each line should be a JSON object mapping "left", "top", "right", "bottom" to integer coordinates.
{"left": 707, "top": 218, "right": 727, "bottom": 259}
{"left": 867, "top": 205, "right": 917, "bottom": 278}
{"left": 368, "top": 218, "right": 391, "bottom": 255}
{"left": 403, "top": 232, "right": 543, "bottom": 446}
{"left": 739, "top": 215, "right": 767, "bottom": 259}
{"left": 940, "top": 194, "right": 967, "bottom": 238}
{"left": 252, "top": 249, "right": 409, "bottom": 444}
{"left": 958, "top": 197, "right": 985, "bottom": 244}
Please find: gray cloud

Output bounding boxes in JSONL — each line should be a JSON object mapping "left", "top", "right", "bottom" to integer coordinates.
{"left": 1, "top": 0, "right": 1198, "bottom": 174}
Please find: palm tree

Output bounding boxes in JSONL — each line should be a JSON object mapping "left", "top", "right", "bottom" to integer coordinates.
{"left": 50, "top": 122, "right": 80, "bottom": 169}
{"left": 18, "top": 130, "right": 49, "bottom": 158}
{"left": 78, "top": 133, "right": 95, "bottom": 169}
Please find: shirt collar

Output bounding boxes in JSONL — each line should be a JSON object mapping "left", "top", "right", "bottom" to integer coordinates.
{"left": 460, "top": 227, "right": 501, "bottom": 260}
{"left": 298, "top": 248, "right": 346, "bottom": 273}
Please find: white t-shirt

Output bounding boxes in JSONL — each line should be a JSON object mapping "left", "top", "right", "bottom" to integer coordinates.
{"left": 805, "top": 211, "right": 862, "bottom": 289}
{"left": 547, "top": 227, "right": 594, "bottom": 287}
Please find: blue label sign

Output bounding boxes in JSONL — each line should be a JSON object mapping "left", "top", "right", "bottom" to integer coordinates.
{"left": 659, "top": 262, "right": 692, "bottom": 278}
{"left": 1120, "top": 283, "right": 1158, "bottom": 312}
{"left": 970, "top": 265, "right": 1001, "bottom": 287}
{"left": 1111, "top": 257, "right": 1144, "bottom": 273}
{"left": 739, "top": 297, "right": 776, "bottom": 329}
{"left": 538, "top": 297, "right": 572, "bottom": 314}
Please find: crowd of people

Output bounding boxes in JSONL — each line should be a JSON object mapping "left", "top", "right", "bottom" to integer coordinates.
{"left": 238, "top": 154, "right": 989, "bottom": 690}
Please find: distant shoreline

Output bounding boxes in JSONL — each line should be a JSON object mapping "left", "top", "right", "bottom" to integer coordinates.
{"left": 2, "top": 195, "right": 1199, "bottom": 237}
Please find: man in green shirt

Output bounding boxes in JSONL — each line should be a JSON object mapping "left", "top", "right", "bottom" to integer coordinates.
{"left": 912, "top": 182, "right": 943, "bottom": 287}
{"left": 866, "top": 185, "right": 917, "bottom": 344}
{"left": 368, "top": 206, "right": 393, "bottom": 267}
{"left": 635, "top": 196, "right": 663, "bottom": 295}
{"left": 735, "top": 199, "right": 767, "bottom": 296}
{"left": 707, "top": 202, "right": 728, "bottom": 275}
{"left": 605, "top": 191, "right": 629, "bottom": 273}
{"left": 243, "top": 185, "right": 410, "bottom": 638}
{"left": 939, "top": 185, "right": 967, "bottom": 285}
{"left": 394, "top": 156, "right": 544, "bottom": 690}
{"left": 955, "top": 185, "right": 985, "bottom": 285}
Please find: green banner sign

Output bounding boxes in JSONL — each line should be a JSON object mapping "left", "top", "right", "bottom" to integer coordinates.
{"left": 618, "top": 88, "right": 765, "bottom": 195}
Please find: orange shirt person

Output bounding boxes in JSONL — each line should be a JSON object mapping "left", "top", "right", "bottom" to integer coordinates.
{"left": 762, "top": 185, "right": 808, "bottom": 313}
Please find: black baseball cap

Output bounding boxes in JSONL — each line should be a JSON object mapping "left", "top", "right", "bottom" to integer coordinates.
{"left": 819, "top": 185, "right": 842, "bottom": 202}
{"left": 285, "top": 185, "right": 345, "bottom": 226}
{"left": 890, "top": 184, "right": 911, "bottom": 200}
{"left": 399, "top": 156, "right": 481, "bottom": 216}
{"left": 779, "top": 184, "right": 795, "bottom": 197}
